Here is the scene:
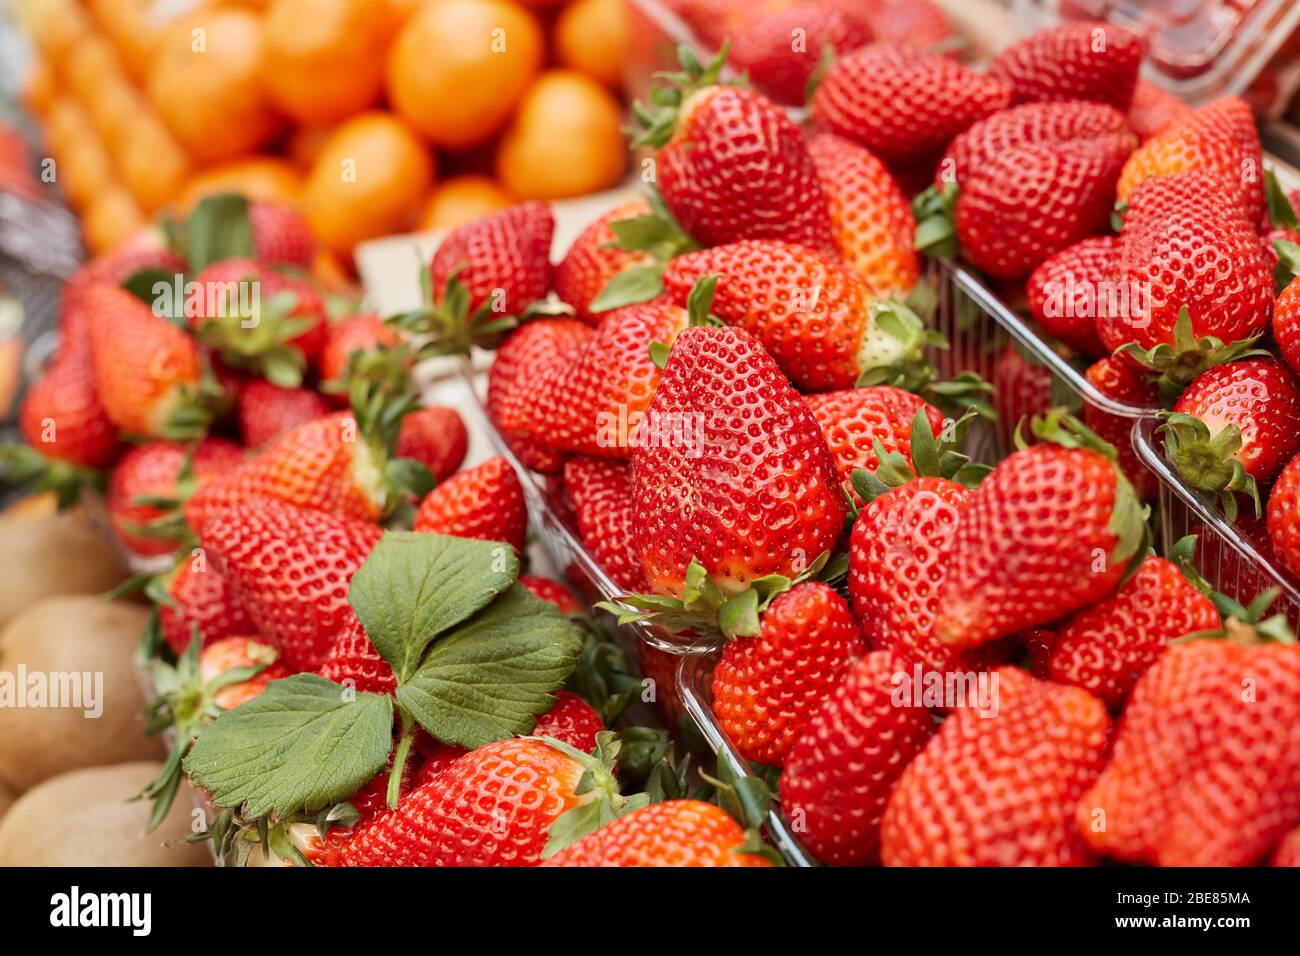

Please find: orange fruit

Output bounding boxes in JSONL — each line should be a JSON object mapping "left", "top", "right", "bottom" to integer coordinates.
{"left": 263, "top": 0, "right": 388, "bottom": 125}
{"left": 82, "top": 184, "right": 146, "bottom": 255}
{"left": 21, "top": 60, "right": 58, "bottom": 118}
{"left": 179, "top": 157, "right": 305, "bottom": 210}
{"left": 86, "top": 0, "right": 161, "bottom": 83}
{"left": 81, "top": 76, "right": 144, "bottom": 161}
{"left": 553, "top": 0, "right": 629, "bottom": 88}
{"left": 16, "top": 0, "right": 90, "bottom": 69}
{"left": 116, "top": 114, "right": 193, "bottom": 214}
{"left": 496, "top": 70, "right": 627, "bottom": 200}
{"left": 44, "top": 99, "right": 113, "bottom": 212}
{"left": 380, "top": 0, "right": 422, "bottom": 34}
{"left": 386, "top": 0, "right": 543, "bottom": 150}
{"left": 59, "top": 33, "right": 124, "bottom": 101}
{"left": 419, "top": 175, "right": 515, "bottom": 232}
{"left": 304, "top": 112, "right": 436, "bottom": 256}
{"left": 286, "top": 124, "right": 336, "bottom": 169}
{"left": 147, "top": 9, "right": 281, "bottom": 164}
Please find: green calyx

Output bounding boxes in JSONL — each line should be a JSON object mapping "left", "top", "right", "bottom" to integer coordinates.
{"left": 1276, "top": 239, "right": 1300, "bottom": 294}
{"left": 1116, "top": 307, "right": 1270, "bottom": 400}
{"left": 589, "top": 189, "right": 700, "bottom": 314}
{"left": 195, "top": 801, "right": 360, "bottom": 868}
{"left": 169, "top": 193, "right": 254, "bottom": 272}
{"left": 629, "top": 43, "right": 730, "bottom": 150}
{"left": 1160, "top": 412, "right": 1260, "bottom": 523}
{"left": 849, "top": 408, "right": 990, "bottom": 505}
{"left": 1266, "top": 168, "right": 1298, "bottom": 231}
{"left": 700, "top": 755, "right": 784, "bottom": 866}
{"left": 647, "top": 274, "right": 720, "bottom": 368}
{"left": 1179, "top": 584, "right": 1297, "bottom": 647}
{"left": 856, "top": 299, "right": 947, "bottom": 392}
{"left": 0, "top": 444, "right": 105, "bottom": 509}
{"left": 389, "top": 266, "right": 519, "bottom": 358}
{"left": 913, "top": 183, "right": 959, "bottom": 260}
{"left": 539, "top": 730, "right": 651, "bottom": 859}
{"left": 195, "top": 282, "right": 316, "bottom": 389}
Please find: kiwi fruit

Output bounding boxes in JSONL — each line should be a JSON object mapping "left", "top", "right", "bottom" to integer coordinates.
{"left": 0, "top": 509, "right": 126, "bottom": 629}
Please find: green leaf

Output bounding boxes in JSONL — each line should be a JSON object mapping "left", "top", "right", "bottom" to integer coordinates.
{"left": 185, "top": 193, "right": 254, "bottom": 272}
{"left": 1266, "top": 168, "right": 1298, "bottom": 230}
{"left": 349, "top": 531, "right": 519, "bottom": 685}
{"left": 718, "top": 589, "right": 760, "bottom": 640}
{"left": 589, "top": 265, "right": 664, "bottom": 313}
{"left": 396, "top": 585, "right": 584, "bottom": 749}
{"left": 184, "top": 674, "right": 394, "bottom": 817}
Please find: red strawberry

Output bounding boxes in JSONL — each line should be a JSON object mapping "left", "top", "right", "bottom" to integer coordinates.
{"left": 1044, "top": 551, "right": 1219, "bottom": 710}
{"left": 1127, "top": 79, "right": 1191, "bottom": 142}
{"left": 882, "top": 667, "right": 1111, "bottom": 866}
{"left": 1025, "top": 236, "right": 1116, "bottom": 356}
{"left": 248, "top": 200, "right": 314, "bottom": 269}
{"left": 779, "top": 649, "right": 938, "bottom": 866}
{"left": 519, "top": 575, "right": 583, "bottom": 615}
{"left": 412, "top": 455, "right": 527, "bottom": 553}
{"left": 808, "top": 133, "right": 919, "bottom": 298}
{"left": 318, "top": 314, "right": 405, "bottom": 396}
{"left": 730, "top": 3, "right": 873, "bottom": 106}
{"left": 17, "top": 351, "right": 120, "bottom": 469}
{"left": 85, "top": 282, "right": 212, "bottom": 440}
{"left": 631, "top": 326, "right": 845, "bottom": 597}
{"left": 553, "top": 198, "right": 654, "bottom": 324}
{"left": 1267, "top": 453, "right": 1300, "bottom": 578}
{"left": 1273, "top": 276, "right": 1300, "bottom": 379}
{"left": 198, "top": 636, "right": 287, "bottom": 711}
{"left": 487, "top": 318, "right": 589, "bottom": 474}
{"left": 199, "top": 500, "right": 383, "bottom": 671}
{"left": 635, "top": 55, "right": 835, "bottom": 253}
{"left": 711, "top": 582, "right": 864, "bottom": 767}
{"left": 395, "top": 406, "right": 468, "bottom": 484}
{"left": 1082, "top": 355, "right": 1159, "bottom": 499}
{"left": 988, "top": 22, "right": 1143, "bottom": 110}
{"left": 1273, "top": 829, "right": 1300, "bottom": 867}
{"left": 992, "top": 343, "right": 1054, "bottom": 447}
{"left": 1164, "top": 359, "right": 1300, "bottom": 519}
{"left": 58, "top": 237, "right": 188, "bottom": 356}
{"left": 106, "top": 437, "right": 244, "bottom": 556}
{"left": 563, "top": 456, "right": 649, "bottom": 593}
{"left": 934, "top": 412, "right": 1147, "bottom": 649}
{"left": 841, "top": 0, "right": 952, "bottom": 49}
{"left": 661, "top": 240, "right": 931, "bottom": 392}
{"left": 429, "top": 201, "right": 554, "bottom": 316}
{"left": 237, "top": 380, "right": 330, "bottom": 448}
{"left": 810, "top": 43, "right": 1010, "bottom": 169}
{"left": 1078, "top": 635, "right": 1300, "bottom": 866}
{"left": 317, "top": 616, "right": 395, "bottom": 696}
{"left": 543, "top": 799, "right": 772, "bottom": 867}
{"left": 158, "top": 555, "right": 257, "bottom": 655}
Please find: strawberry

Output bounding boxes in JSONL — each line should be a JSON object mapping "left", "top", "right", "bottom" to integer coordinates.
{"left": 519, "top": 576, "right": 583, "bottom": 615}
{"left": 810, "top": 43, "right": 1010, "bottom": 169}
{"left": 661, "top": 240, "right": 934, "bottom": 392}
{"left": 318, "top": 314, "right": 405, "bottom": 397}
{"left": 882, "top": 667, "right": 1111, "bottom": 866}
{"left": 58, "top": 243, "right": 188, "bottom": 357}
{"left": 317, "top": 616, "right": 395, "bottom": 696}
{"left": 808, "top": 134, "right": 919, "bottom": 298}
{"left": 991, "top": 342, "right": 1054, "bottom": 447}
{"left": 157, "top": 556, "right": 256, "bottom": 655}
{"left": 553, "top": 198, "right": 655, "bottom": 324}
{"left": 106, "top": 437, "right": 244, "bottom": 557}
{"left": 429, "top": 201, "right": 554, "bottom": 317}
{"left": 934, "top": 411, "right": 1148, "bottom": 649}
{"left": 412, "top": 455, "right": 527, "bottom": 554}
{"left": 1163, "top": 358, "right": 1300, "bottom": 520}
{"left": 396, "top": 406, "right": 468, "bottom": 484}
{"left": 988, "top": 22, "right": 1143, "bottom": 110}
{"left": 1078, "top": 632, "right": 1300, "bottom": 866}
{"left": 1127, "top": 79, "right": 1191, "bottom": 142}
{"left": 1044, "top": 547, "right": 1219, "bottom": 710}
{"left": 543, "top": 799, "right": 772, "bottom": 867}
{"left": 633, "top": 50, "right": 835, "bottom": 253}
{"left": 237, "top": 380, "right": 331, "bottom": 448}
{"left": 85, "top": 282, "right": 214, "bottom": 440}
{"left": 189, "top": 258, "right": 328, "bottom": 387}
{"left": 1116, "top": 97, "right": 1265, "bottom": 225}
{"left": 247, "top": 200, "right": 314, "bottom": 269}
{"left": 1025, "top": 236, "right": 1116, "bottom": 357}
{"left": 1082, "top": 355, "right": 1159, "bottom": 499}
{"left": 1266, "top": 453, "right": 1300, "bottom": 578}
{"left": 711, "top": 581, "right": 864, "bottom": 767}
{"left": 487, "top": 318, "right": 589, "bottom": 474}
{"left": 1273, "top": 829, "right": 1300, "bottom": 867}
{"left": 729, "top": 3, "right": 873, "bottom": 106}
{"left": 197, "top": 636, "right": 286, "bottom": 709}
{"left": 199, "top": 500, "right": 384, "bottom": 671}
{"left": 805, "top": 385, "right": 944, "bottom": 505}
{"left": 1273, "top": 275, "right": 1300, "bottom": 378}
{"left": 838, "top": 0, "right": 952, "bottom": 49}
{"left": 779, "top": 649, "right": 937, "bottom": 866}
{"left": 630, "top": 326, "right": 845, "bottom": 597}
{"left": 563, "top": 456, "right": 649, "bottom": 593}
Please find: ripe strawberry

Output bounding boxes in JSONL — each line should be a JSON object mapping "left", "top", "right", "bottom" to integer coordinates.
{"left": 1025, "top": 236, "right": 1116, "bottom": 356}
{"left": 59, "top": 243, "right": 188, "bottom": 357}
{"left": 805, "top": 386, "right": 944, "bottom": 505}
{"left": 487, "top": 318, "right": 589, "bottom": 474}
{"left": 1273, "top": 828, "right": 1300, "bottom": 867}
{"left": 634, "top": 53, "right": 835, "bottom": 253}
{"left": 85, "top": 282, "right": 212, "bottom": 439}
{"left": 1126, "top": 79, "right": 1191, "bottom": 142}
{"left": 1267, "top": 453, "right": 1300, "bottom": 578}
{"left": 198, "top": 636, "right": 287, "bottom": 711}
{"left": 730, "top": 3, "right": 873, "bottom": 106}
{"left": 247, "top": 200, "right": 314, "bottom": 269}
{"left": 317, "top": 616, "right": 395, "bottom": 696}
{"left": 429, "top": 201, "right": 554, "bottom": 316}
{"left": 1273, "top": 276, "right": 1300, "bottom": 378}
{"left": 237, "top": 380, "right": 331, "bottom": 448}
{"left": 17, "top": 351, "right": 120, "bottom": 468}
{"left": 810, "top": 43, "right": 1010, "bottom": 169}
{"left": 661, "top": 240, "right": 931, "bottom": 392}
{"left": 779, "top": 649, "right": 937, "bottom": 866}
{"left": 106, "top": 437, "right": 244, "bottom": 556}
{"left": 808, "top": 134, "right": 919, "bottom": 298}
{"left": 199, "top": 500, "right": 383, "bottom": 671}
{"left": 543, "top": 799, "right": 772, "bottom": 867}
{"left": 395, "top": 406, "right": 468, "bottom": 484}
{"left": 1117, "top": 97, "right": 1265, "bottom": 225}
{"left": 318, "top": 314, "right": 405, "bottom": 396}
{"left": 553, "top": 198, "right": 655, "bottom": 324}
{"left": 1082, "top": 355, "right": 1159, "bottom": 499}
{"left": 519, "top": 576, "right": 583, "bottom": 615}
{"left": 882, "top": 667, "right": 1110, "bottom": 866}
{"left": 184, "top": 412, "right": 390, "bottom": 535}
{"left": 712, "top": 582, "right": 864, "bottom": 767}
{"left": 631, "top": 326, "right": 845, "bottom": 597}
{"left": 412, "top": 455, "right": 527, "bottom": 554}
{"left": 1164, "top": 359, "right": 1300, "bottom": 519}
{"left": 563, "top": 456, "right": 649, "bottom": 593}
{"left": 1078, "top": 635, "right": 1300, "bottom": 866}
{"left": 991, "top": 343, "right": 1054, "bottom": 447}
{"left": 158, "top": 556, "right": 256, "bottom": 655}
{"left": 934, "top": 412, "right": 1147, "bottom": 649}
{"left": 988, "top": 22, "right": 1143, "bottom": 110}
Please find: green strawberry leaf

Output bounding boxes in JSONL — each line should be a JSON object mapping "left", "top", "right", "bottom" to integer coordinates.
{"left": 1266, "top": 168, "right": 1298, "bottom": 230}
{"left": 589, "top": 265, "right": 664, "bottom": 313}
{"left": 121, "top": 268, "right": 186, "bottom": 326}
{"left": 349, "top": 531, "right": 519, "bottom": 685}
{"left": 184, "top": 674, "right": 394, "bottom": 817}
{"left": 184, "top": 193, "right": 254, "bottom": 272}
{"left": 395, "top": 584, "right": 584, "bottom": 749}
